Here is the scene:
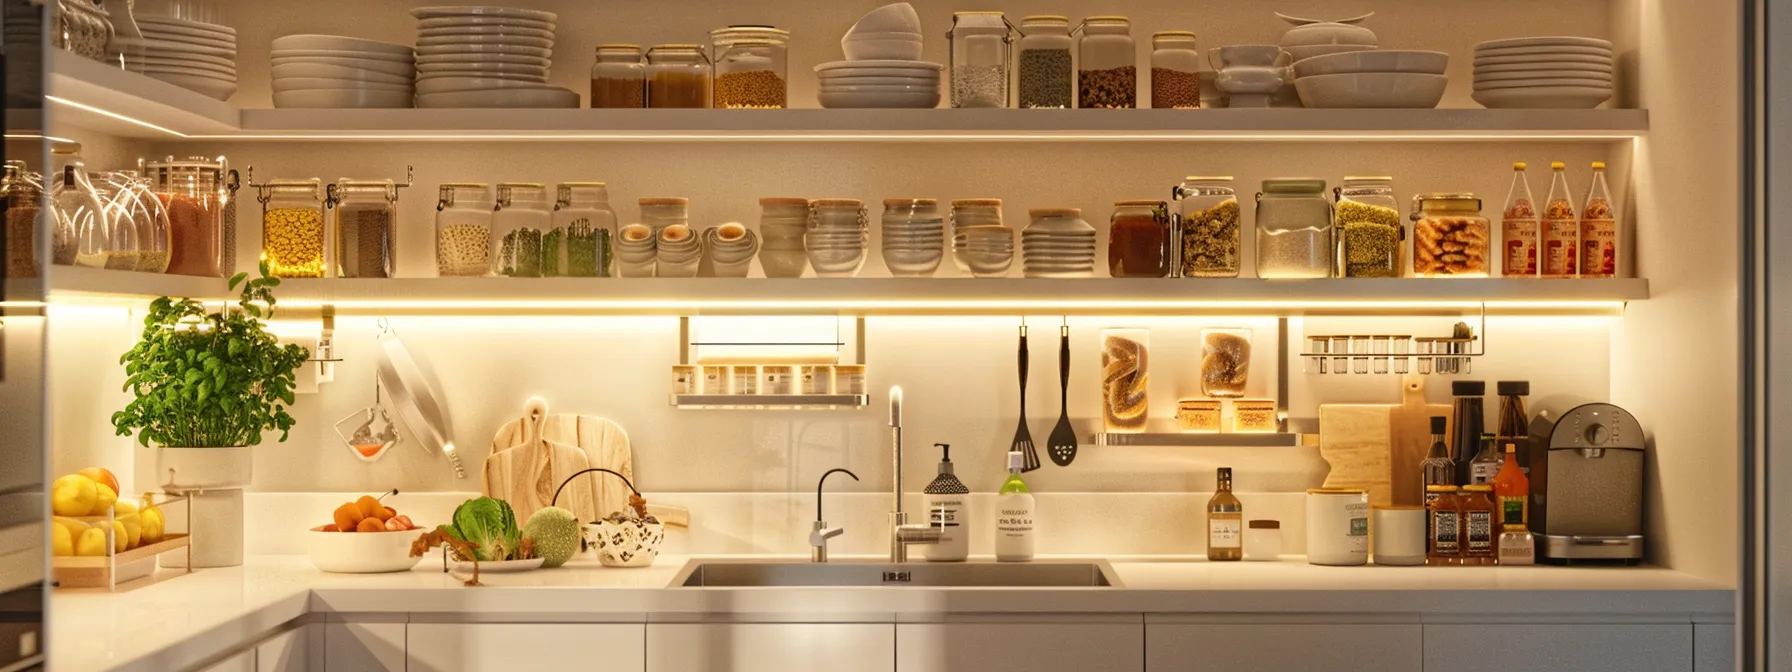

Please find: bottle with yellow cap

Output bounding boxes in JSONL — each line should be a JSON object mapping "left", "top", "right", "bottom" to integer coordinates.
{"left": 1580, "top": 161, "right": 1617, "bottom": 278}
{"left": 1500, "top": 162, "right": 1539, "bottom": 277}
{"left": 1539, "top": 161, "right": 1579, "bottom": 278}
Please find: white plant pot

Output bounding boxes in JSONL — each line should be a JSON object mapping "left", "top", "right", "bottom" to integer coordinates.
{"left": 155, "top": 446, "right": 251, "bottom": 568}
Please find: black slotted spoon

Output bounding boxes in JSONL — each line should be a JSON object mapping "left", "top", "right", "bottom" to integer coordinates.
{"left": 1013, "top": 325, "right": 1041, "bottom": 472}
{"left": 1048, "top": 324, "right": 1078, "bottom": 466}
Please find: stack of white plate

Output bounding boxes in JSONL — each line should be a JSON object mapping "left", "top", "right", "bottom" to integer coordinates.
{"left": 815, "top": 60, "right": 943, "bottom": 108}
{"left": 1472, "top": 37, "right": 1613, "bottom": 109}
{"left": 116, "top": 15, "right": 238, "bottom": 100}
{"left": 1020, "top": 208, "right": 1097, "bottom": 278}
{"left": 271, "top": 35, "right": 414, "bottom": 108}
{"left": 410, "top": 6, "right": 578, "bottom": 109}
{"left": 1290, "top": 50, "right": 1449, "bottom": 109}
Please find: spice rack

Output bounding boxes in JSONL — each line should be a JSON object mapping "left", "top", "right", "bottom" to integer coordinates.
{"left": 670, "top": 316, "right": 869, "bottom": 410}
{"left": 1303, "top": 311, "right": 1486, "bottom": 376}
{"left": 51, "top": 493, "right": 192, "bottom": 591}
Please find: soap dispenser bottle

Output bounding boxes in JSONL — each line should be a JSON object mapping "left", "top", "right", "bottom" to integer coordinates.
{"left": 922, "top": 444, "right": 970, "bottom": 562}
{"left": 995, "top": 449, "right": 1036, "bottom": 562}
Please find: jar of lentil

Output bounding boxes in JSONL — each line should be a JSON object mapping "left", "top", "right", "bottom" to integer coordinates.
{"left": 104, "top": 171, "right": 171, "bottom": 273}
{"left": 435, "top": 182, "right": 491, "bottom": 277}
{"left": 254, "top": 176, "right": 326, "bottom": 278}
{"left": 712, "top": 26, "right": 790, "bottom": 109}
{"left": 1015, "top": 15, "right": 1073, "bottom": 108}
{"left": 1411, "top": 193, "right": 1491, "bottom": 277}
{"left": 639, "top": 197, "right": 689, "bottom": 235}
{"left": 949, "top": 11, "right": 1011, "bottom": 108}
{"left": 2, "top": 161, "right": 42, "bottom": 278}
{"left": 590, "top": 44, "right": 646, "bottom": 109}
{"left": 1172, "top": 176, "right": 1241, "bottom": 278}
{"left": 948, "top": 198, "right": 1003, "bottom": 273}
{"left": 1108, "top": 200, "right": 1172, "bottom": 278}
{"left": 1255, "top": 178, "right": 1333, "bottom": 279}
{"left": 551, "top": 182, "right": 617, "bottom": 277}
{"left": 1150, "top": 31, "right": 1201, "bottom": 109}
{"left": 491, "top": 182, "right": 550, "bottom": 278}
{"left": 1077, "top": 16, "right": 1136, "bottom": 109}
{"left": 646, "top": 44, "right": 710, "bottom": 108}
{"left": 330, "top": 178, "right": 402, "bottom": 279}
{"left": 1334, "top": 176, "right": 1403, "bottom": 278}
{"left": 146, "top": 155, "right": 227, "bottom": 277}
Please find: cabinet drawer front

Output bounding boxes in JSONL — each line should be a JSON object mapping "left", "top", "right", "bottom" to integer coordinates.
{"left": 897, "top": 623, "right": 1142, "bottom": 672}
{"left": 647, "top": 623, "right": 894, "bottom": 672}
{"left": 409, "top": 623, "right": 645, "bottom": 672}
{"left": 1147, "top": 624, "right": 1421, "bottom": 672}
{"left": 1424, "top": 624, "right": 1691, "bottom": 672}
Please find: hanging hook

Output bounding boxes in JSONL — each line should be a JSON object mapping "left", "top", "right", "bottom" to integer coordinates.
{"left": 376, "top": 317, "right": 393, "bottom": 338}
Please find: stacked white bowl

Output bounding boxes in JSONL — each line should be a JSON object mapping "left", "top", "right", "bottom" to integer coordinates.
{"left": 1472, "top": 37, "right": 1613, "bottom": 109}
{"left": 758, "top": 198, "right": 810, "bottom": 279}
{"left": 1020, "top": 208, "right": 1097, "bottom": 278}
{"left": 816, "top": 3, "right": 942, "bottom": 108}
{"left": 1290, "top": 50, "right": 1449, "bottom": 109}
{"left": 700, "top": 223, "right": 759, "bottom": 278}
{"left": 116, "top": 15, "right": 239, "bottom": 100}
{"left": 656, "top": 225, "right": 702, "bottom": 278}
{"left": 881, "top": 198, "right": 944, "bottom": 278}
{"left": 271, "top": 35, "right": 413, "bottom": 108}
{"left": 805, "top": 199, "right": 870, "bottom": 278}
{"left": 409, "top": 5, "right": 579, "bottom": 109}
{"left": 954, "top": 225, "right": 1015, "bottom": 279}
{"left": 616, "top": 224, "right": 657, "bottom": 278}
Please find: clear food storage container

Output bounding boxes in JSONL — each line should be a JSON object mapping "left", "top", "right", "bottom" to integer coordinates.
{"left": 1108, "top": 200, "right": 1172, "bottom": 278}
{"left": 1173, "top": 176, "right": 1241, "bottom": 278}
{"left": 1201, "top": 327, "right": 1251, "bottom": 398}
{"left": 1150, "top": 31, "right": 1201, "bottom": 109}
{"left": 646, "top": 44, "right": 711, "bottom": 108}
{"left": 1077, "top": 16, "right": 1136, "bottom": 109}
{"left": 492, "top": 182, "right": 550, "bottom": 278}
{"left": 104, "top": 171, "right": 170, "bottom": 273}
{"left": 1255, "top": 178, "right": 1333, "bottom": 279}
{"left": 53, "top": 143, "right": 135, "bottom": 270}
{"left": 1334, "top": 176, "right": 1403, "bottom": 278}
{"left": 948, "top": 198, "right": 1003, "bottom": 273}
{"left": 330, "top": 178, "right": 403, "bottom": 279}
{"left": 146, "top": 155, "right": 227, "bottom": 277}
{"left": 712, "top": 26, "right": 790, "bottom": 109}
{"left": 435, "top": 183, "right": 491, "bottom": 277}
{"left": 1101, "top": 328, "right": 1149, "bottom": 433}
{"left": 551, "top": 182, "right": 617, "bottom": 277}
{"left": 2, "top": 161, "right": 41, "bottom": 277}
{"left": 253, "top": 175, "right": 326, "bottom": 278}
{"left": 1411, "top": 193, "right": 1490, "bottom": 277}
{"left": 1016, "top": 15, "right": 1073, "bottom": 108}
{"left": 590, "top": 44, "right": 647, "bottom": 109}
{"left": 949, "top": 11, "right": 1010, "bottom": 108}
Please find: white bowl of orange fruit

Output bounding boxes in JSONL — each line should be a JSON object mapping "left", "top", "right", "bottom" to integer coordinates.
{"left": 307, "top": 493, "right": 424, "bottom": 574}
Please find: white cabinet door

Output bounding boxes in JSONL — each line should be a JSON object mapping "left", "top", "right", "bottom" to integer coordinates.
{"left": 323, "top": 621, "right": 406, "bottom": 672}
{"left": 897, "top": 623, "right": 1142, "bottom": 672}
{"left": 1146, "top": 624, "right": 1422, "bottom": 672}
{"left": 408, "top": 623, "right": 645, "bottom": 672}
{"left": 1423, "top": 624, "right": 1691, "bottom": 672}
{"left": 257, "top": 625, "right": 321, "bottom": 672}
{"left": 1694, "top": 624, "right": 1736, "bottom": 672}
{"left": 200, "top": 649, "right": 255, "bottom": 672}
{"left": 646, "top": 624, "right": 894, "bottom": 672}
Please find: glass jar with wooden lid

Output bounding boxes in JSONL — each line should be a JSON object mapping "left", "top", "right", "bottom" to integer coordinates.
{"left": 646, "top": 44, "right": 710, "bottom": 108}
{"left": 590, "top": 44, "right": 646, "bottom": 108}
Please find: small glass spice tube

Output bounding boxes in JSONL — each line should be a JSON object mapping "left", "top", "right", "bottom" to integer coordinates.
{"left": 1372, "top": 336, "right": 1391, "bottom": 375}
{"left": 1306, "top": 335, "right": 1329, "bottom": 375}
{"left": 1330, "top": 335, "right": 1350, "bottom": 375}
{"left": 1391, "top": 335, "right": 1412, "bottom": 375}
{"left": 1351, "top": 335, "right": 1371, "bottom": 375}
{"left": 1415, "top": 338, "right": 1436, "bottom": 375}
{"left": 732, "top": 365, "right": 759, "bottom": 395}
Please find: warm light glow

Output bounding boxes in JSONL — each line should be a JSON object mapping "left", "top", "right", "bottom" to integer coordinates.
{"left": 45, "top": 96, "right": 186, "bottom": 137}
{"left": 267, "top": 297, "right": 1627, "bottom": 314}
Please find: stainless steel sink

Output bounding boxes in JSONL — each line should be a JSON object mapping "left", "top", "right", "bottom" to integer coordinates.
{"left": 672, "top": 560, "right": 1122, "bottom": 588}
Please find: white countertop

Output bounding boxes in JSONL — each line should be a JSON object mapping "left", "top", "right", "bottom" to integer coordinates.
{"left": 53, "top": 554, "right": 1735, "bottom": 672}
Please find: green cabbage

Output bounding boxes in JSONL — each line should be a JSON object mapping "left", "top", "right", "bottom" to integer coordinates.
{"left": 449, "top": 496, "right": 521, "bottom": 562}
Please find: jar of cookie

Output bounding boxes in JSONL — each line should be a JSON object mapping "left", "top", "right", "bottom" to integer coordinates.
{"left": 1410, "top": 193, "right": 1489, "bottom": 277}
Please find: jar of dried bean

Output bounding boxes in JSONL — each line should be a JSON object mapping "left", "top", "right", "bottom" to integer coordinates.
{"left": 1108, "top": 200, "right": 1172, "bottom": 278}
{"left": 712, "top": 26, "right": 790, "bottom": 109}
{"left": 329, "top": 178, "right": 401, "bottom": 279}
{"left": 1334, "top": 176, "right": 1403, "bottom": 278}
{"left": 639, "top": 197, "right": 689, "bottom": 235}
{"left": 435, "top": 182, "right": 491, "bottom": 277}
{"left": 254, "top": 176, "right": 326, "bottom": 278}
{"left": 646, "top": 44, "right": 711, "bottom": 109}
{"left": 1150, "top": 31, "right": 1201, "bottom": 109}
{"left": 590, "top": 44, "right": 646, "bottom": 109}
{"left": 949, "top": 11, "right": 1011, "bottom": 108}
{"left": 146, "top": 155, "right": 226, "bottom": 277}
{"left": 1172, "top": 176, "right": 1240, "bottom": 278}
{"left": 1411, "top": 193, "right": 1491, "bottom": 277}
{"left": 1255, "top": 178, "right": 1333, "bottom": 279}
{"left": 550, "top": 182, "right": 617, "bottom": 277}
{"left": 1016, "top": 15, "right": 1073, "bottom": 109}
{"left": 1077, "top": 16, "right": 1136, "bottom": 109}
{"left": 2, "top": 161, "right": 41, "bottom": 278}
{"left": 492, "top": 183, "right": 550, "bottom": 278}
{"left": 103, "top": 171, "right": 171, "bottom": 273}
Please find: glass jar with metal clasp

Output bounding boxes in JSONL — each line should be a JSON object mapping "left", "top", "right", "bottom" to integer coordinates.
{"left": 1335, "top": 176, "right": 1403, "bottom": 278}
{"left": 1255, "top": 178, "right": 1334, "bottom": 279}
{"left": 1108, "top": 200, "right": 1173, "bottom": 278}
{"left": 948, "top": 11, "right": 1012, "bottom": 108}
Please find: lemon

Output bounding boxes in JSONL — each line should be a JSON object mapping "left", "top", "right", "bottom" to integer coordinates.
{"left": 110, "top": 521, "right": 127, "bottom": 553}
{"left": 50, "top": 524, "right": 71, "bottom": 557}
{"left": 74, "top": 528, "right": 107, "bottom": 557}
{"left": 90, "top": 483, "right": 117, "bottom": 516}
{"left": 50, "top": 475, "right": 96, "bottom": 517}
{"left": 118, "top": 514, "right": 141, "bottom": 550}
{"left": 139, "top": 507, "right": 164, "bottom": 544}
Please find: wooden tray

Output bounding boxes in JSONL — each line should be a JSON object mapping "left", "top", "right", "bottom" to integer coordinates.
{"left": 53, "top": 534, "right": 191, "bottom": 590}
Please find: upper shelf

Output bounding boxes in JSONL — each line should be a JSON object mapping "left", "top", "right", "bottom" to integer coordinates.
{"left": 45, "top": 52, "right": 1650, "bottom": 143}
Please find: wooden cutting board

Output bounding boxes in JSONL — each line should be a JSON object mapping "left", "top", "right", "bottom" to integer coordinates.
{"left": 489, "top": 402, "right": 689, "bottom": 527}
{"left": 1387, "top": 376, "right": 1452, "bottom": 506}
{"left": 483, "top": 399, "right": 600, "bottom": 524}
{"left": 1318, "top": 403, "right": 1394, "bottom": 508}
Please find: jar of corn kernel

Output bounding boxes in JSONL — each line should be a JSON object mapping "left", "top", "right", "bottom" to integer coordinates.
{"left": 1410, "top": 193, "right": 1490, "bottom": 277}
{"left": 253, "top": 176, "right": 326, "bottom": 278}
{"left": 435, "top": 182, "right": 491, "bottom": 277}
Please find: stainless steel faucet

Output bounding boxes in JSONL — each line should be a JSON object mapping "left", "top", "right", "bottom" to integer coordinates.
{"left": 811, "top": 468, "right": 858, "bottom": 563}
{"left": 888, "top": 386, "right": 941, "bottom": 562}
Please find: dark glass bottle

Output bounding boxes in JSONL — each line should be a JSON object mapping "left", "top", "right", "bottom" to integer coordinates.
{"left": 1448, "top": 381, "right": 1486, "bottom": 484}
{"left": 1421, "top": 415, "right": 1455, "bottom": 500}
{"left": 1495, "top": 381, "right": 1531, "bottom": 473}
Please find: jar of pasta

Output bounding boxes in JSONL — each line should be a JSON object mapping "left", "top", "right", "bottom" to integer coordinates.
{"left": 1411, "top": 193, "right": 1490, "bottom": 277}
{"left": 1172, "top": 176, "right": 1240, "bottom": 278}
{"left": 435, "top": 183, "right": 491, "bottom": 277}
{"left": 1334, "top": 176, "right": 1403, "bottom": 278}
{"left": 646, "top": 44, "right": 710, "bottom": 108}
{"left": 253, "top": 175, "right": 326, "bottom": 278}
{"left": 1101, "top": 328, "right": 1149, "bottom": 433}
{"left": 492, "top": 182, "right": 550, "bottom": 278}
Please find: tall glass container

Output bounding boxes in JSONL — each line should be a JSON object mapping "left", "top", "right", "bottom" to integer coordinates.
{"left": 1108, "top": 200, "right": 1172, "bottom": 278}
{"left": 146, "top": 155, "right": 226, "bottom": 277}
{"left": 552, "top": 182, "right": 617, "bottom": 277}
{"left": 2, "top": 161, "right": 42, "bottom": 278}
{"left": 1411, "top": 193, "right": 1490, "bottom": 277}
{"left": 1255, "top": 178, "right": 1333, "bottom": 278}
{"left": 949, "top": 11, "right": 1010, "bottom": 108}
{"left": 255, "top": 177, "right": 326, "bottom": 278}
{"left": 51, "top": 143, "right": 125, "bottom": 269}
{"left": 104, "top": 171, "right": 171, "bottom": 273}
{"left": 330, "top": 178, "right": 401, "bottom": 279}
{"left": 646, "top": 44, "right": 711, "bottom": 108}
{"left": 1580, "top": 161, "right": 1617, "bottom": 278}
{"left": 1334, "top": 176, "right": 1402, "bottom": 278}
{"left": 492, "top": 183, "right": 550, "bottom": 278}
{"left": 220, "top": 169, "right": 240, "bottom": 275}
{"left": 590, "top": 44, "right": 646, "bottom": 109}
{"left": 1173, "top": 176, "right": 1241, "bottom": 278}
{"left": 1015, "top": 15, "right": 1073, "bottom": 109}
{"left": 435, "top": 182, "right": 491, "bottom": 277}
{"left": 711, "top": 26, "right": 790, "bottom": 109}
{"left": 1150, "top": 31, "right": 1201, "bottom": 109}
{"left": 1077, "top": 16, "right": 1136, "bottom": 109}
{"left": 1540, "top": 162, "right": 1578, "bottom": 278}
{"left": 1101, "top": 328, "right": 1150, "bottom": 433}
{"left": 1500, "top": 162, "right": 1539, "bottom": 277}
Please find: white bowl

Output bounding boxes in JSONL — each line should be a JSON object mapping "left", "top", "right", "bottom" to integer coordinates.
{"left": 417, "top": 34, "right": 553, "bottom": 50}
{"left": 133, "top": 14, "right": 236, "bottom": 36}
{"left": 1474, "top": 76, "right": 1612, "bottom": 90}
{"left": 850, "top": 2, "right": 922, "bottom": 35}
{"left": 274, "top": 34, "right": 413, "bottom": 56}
{"left": 273, "top": 77, "right": 410, "bottom": 93}
{"left": 818, "top": 89, "right": 939, "bottom": 109}
{"left": 1475, "top": 36, "right": 1613, "bottom": 51}
{"left": 1292, "top": 50, "right": 1448, "bottom": 78}
{"left": 416, "top": 16, "right": 556, "bottom": 32}
{"left": 1294, "top": 72, "right": 1447, "bottom": 109}
{"left": 1472, "top": 85, "right": 1611, "bottom": 109}
{"left": 586, "top": 519, "right": 664, "bottom": 567}
{"left": 273, "top": 48, "right": 415, "bottom": 63}
{"left": 135, "top": 48, "right": 236, "bottom": 70}
{"left": 307, "top": 530, "right": 426, "bottom": 574}
{"left": 416, "top": 87, "right": 579, "bottom": 108}
{"left": 270, "top": 62, "right": 412, "bottom": 84}
{"left": 828, "top": 75, "right": 937, "bottom": 85}
{"left": 139, "top": 30, "right": 235, "bottom": 51}
{"left": 1474, "top": 53, "right": 1612, "bottom": 66}
{"left": 821, "top": 81, "right": 938, "bottom": 94}
{"left": 842, "top": 35, "right": 924, "bottom": 62}
{"left": 136, "top": 64, "right": 236, "bottom": 81}
{"left": 412, "top": 5, "right": 559, "bottom": 23}
{"left": 135, "top": 20, "right": 234, "bottom": 43}
{"left": 1279, "top": 21, "right": 1378, "bottom": 48}
{"left": 418, "top": 25, "right": 555, "bottom": 41}
{"left": 414, "top": 76, "right": 554, "bottom": 95}
{"left": 1283, "top": 44, "right": 1375, "bottom": 62}
{"left": 816, "top": 59, "right": 943, "bottom": 72}
{"left": 129, "top": 56, "right": 235, "bottom": 76}
{"left": 416, "top": 62, "right": 547, "bottom": 78}
{"left": 1474, "top": 45, "right": 1611, "bottom": 58}
{"left": 273, "top": 87, "right": 413, "bottom": 109}
{"left": 417, "top": 52, "right": 549, "bottom": 66}
{"left": 144, "top": 71, "right": 237, "bottom": 100}
{"left": 116, "top": 37, "right": 233, "bottom": 58}
{"left": 1473, "top": 61, "right": 1614, "bottom": 75}
{"left": 417, "top": 42, "right": 552, "bottom": 59}
{"left": 273, "top": 55, "right": 416, "bottom": 77}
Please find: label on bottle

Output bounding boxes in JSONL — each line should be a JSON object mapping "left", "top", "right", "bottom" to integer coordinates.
{"left": 994, "top": 493, "right": 1035, "bottom": 561}
{"left": 1501, "top": 219, "right": 1538, "bottom": 276}
{"left": 1500, "top": 495, "right": 1526, "bottom": 527}
{"left": 1346, "top": 502, "right": 1369, "bottom": 552}
{"left": 1465, "top": 509, "right": 1495, "bottom": 556}
{"left": 924, "top": 494, "right": 969, "bottom": 561}
{"left": 1470, "top": 462, "right": 1498, "bottom": 485}
{"left": 1209, "top": 517, "right": 1242, "bottom": 549}
{"left": 1541, "top": 216, "right": 1579, "bottom": 277}
{"left": 1430, "top": 510, "right": 1460, "bottom": 555}
{"left": 1580, "top": 219, "right": 1616, "bottom": 277}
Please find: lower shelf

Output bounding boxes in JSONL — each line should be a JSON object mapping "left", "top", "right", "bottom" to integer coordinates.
{"left": 1091, "top": 433, "right": 1308, "bottom": 447}
{"left": 671, "top": 394, "right": 869, "bottom": 410}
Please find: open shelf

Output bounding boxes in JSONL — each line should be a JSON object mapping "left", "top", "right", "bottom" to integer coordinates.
{"left": 1091, "top": 432, "right": 1309, "bottom": 447}
{"left": 46, "top": 52, "right": 1650, "bottom": 143}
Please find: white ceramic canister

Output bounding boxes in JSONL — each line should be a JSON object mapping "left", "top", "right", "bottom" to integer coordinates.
{"left": 1243, "top": 519, "right": 1283, "bottom": 561}
{"left": 1371, "top": 505, "right": 1428, "bottom": 566}
{"left": 1305, "top": 488, "right": 1369, "bottom": 566}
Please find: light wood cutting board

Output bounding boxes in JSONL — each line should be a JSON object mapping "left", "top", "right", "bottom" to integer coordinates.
{"left": 1387, "top": 376, "right": 1452, "bottom": 507}
{"left": 489, "top": 402, "right": 688, "bottom": 527}
{"left": 483, "top": 400, "right": 600, "bottom": 524}
{"left": 1318, "top": 403, "right": 1394, "bottom": 507}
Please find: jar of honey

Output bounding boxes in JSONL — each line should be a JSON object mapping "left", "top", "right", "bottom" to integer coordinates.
{"left": 1459, "top": 484, "right": 1499, "bottom": 565}
{"left": 1108, "top": 200, "right": 1172, "bottom": 277}
{"left": 1425, "top": 484, "right": 1462, "bottom": 566}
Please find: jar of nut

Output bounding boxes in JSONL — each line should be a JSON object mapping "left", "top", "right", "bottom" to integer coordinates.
{"left": 1150, "top": 31, "right": 1201, "bottom": 109}
{"left": 711, "top": 26, "right": 789, "bottom": 109}
{"left": 1172, "top": 176, "right": 1240, "bottom": 278}
{"left": 1076, "top": 16, "right": 1136, "bottom": 109}
{"left": 1411, "top": 193, "right": 1491, "bottom": 277}
{"left": 252, "top": 175, "right": 326, "bottom": 278}
{"left": 1334, "top": 176, "right": 1403, "bottom": 278}
{"left": 435, "top": 182, "right": 491, "bottom": 277}
{"left": 492, "top": 183, "right": 551, "bottom": 278}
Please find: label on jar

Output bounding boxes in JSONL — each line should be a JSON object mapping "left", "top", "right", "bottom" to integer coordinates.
{"left": 1430, "top": 510, "right": 1460, "bottom": 555}
{"left": 1465, "top": 509, "right": 1495, "bottom": 555}
{"left": 1541, "top": 216, "right": 1579, "bottom": 277}
{"left": 1502, "top": 219, "right": 1538, "bottom": 276}
{"left": 1209, "top": 517, "right": 1241, "bottom": 548}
